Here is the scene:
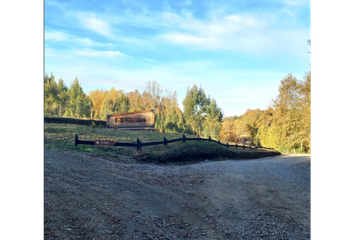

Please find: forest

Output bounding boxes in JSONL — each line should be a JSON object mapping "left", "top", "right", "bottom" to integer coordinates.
{"left": 44, "top": 71, "right": 311, "bottom": 153}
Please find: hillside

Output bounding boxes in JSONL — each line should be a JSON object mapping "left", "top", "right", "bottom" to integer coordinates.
{"left": 44, "top": 123, "right": 281, "bottom": 164}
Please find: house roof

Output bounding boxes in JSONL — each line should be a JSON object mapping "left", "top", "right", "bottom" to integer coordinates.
{"left": 107, "top": 109, "right": 154, "bottom": 118}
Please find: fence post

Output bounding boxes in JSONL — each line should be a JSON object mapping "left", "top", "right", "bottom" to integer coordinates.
{"left": 218, "top": 140, "right": 220, "bottom": 144}
{"left": 209, "top": 136, "right": 211, "bottom": 142}
{"left": 183, "top": 134, "right": 186, "bottom": 143}
{"left": 164, "top": 137, "right": 167, "bottom": 146}
{"left": 226, "top": 142, "right": 229, "bottom": 148}
{"left": 235, "top": 140, "right": 238, "bottom": 148}
{"left": 137, "top": 138, "right": 142, "bottom": 150}
{"left": 75, "top": 134, "right": 78, "bottom": 146}
{"left": 243, "top": 143, "right": 245, "bottom": 149}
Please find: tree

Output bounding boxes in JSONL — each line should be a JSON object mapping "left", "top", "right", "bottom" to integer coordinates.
{"left": 78, "top": 92, "right": 93, "bottom": 118}
{"left": 219, "top": 117, "right": 236, "bottom": 143}
{"left": 89, "top": 89, "right": 106, "bottom": 119}
{"left": 256, "top": 72, "right": 311, "bottom": 153}
{"left": 113, "top": 92, "right": 130, "bottom": 113}
{"left": 57, "top": 78, "right": 68, "bottom": 116}
{"left": 144, "top": 80, "right": 162, "bottom": 110}
{"left": 44, "top": 73, "right": 59, "bottom": 116}
{"left": 183, "top": 85, "right": 210, "bottom": 136}
{"left": 127, "top": 89, "right": 144, "bottom": 112}
{"left": 203, "top": 98, "right": 223, "bottom": 140}
{"left": 99, "top": 89, "right": 114, "bottom": 119}
{"left": 65, "top": 77, "right": 92, "bottom": 118}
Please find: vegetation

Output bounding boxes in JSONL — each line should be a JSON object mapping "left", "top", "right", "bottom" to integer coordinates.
{"left": 44, "top": 75, "right": 221, "bottom": 136}
{"left": 44, "top": 123, "right": 279, "bottom": 163}
{"left": 219, "top": 72, "right": 311, "bottom": 153}
{"left": 44, "top": 71, "right": 311, "bottom": 154}
{"left": 183, "top": 85, "right": 223, "bottom": 139}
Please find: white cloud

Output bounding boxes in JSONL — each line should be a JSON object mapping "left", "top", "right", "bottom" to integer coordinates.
{"left": 45, "top": 30, "right": 115, "bottom": 48}
{"left": 156, "top": 11, "right": 308, "bottom": 55}
{"left": 73, "top": 49, "right": 128, "bottom": 57}
{"left": 282, "top": 0, "right": 308, "bottom": 7}
{"left": 77, "top": 13, "right": 114, "bottom": 38}
{"left": 161, "top": 32, "right": 206, "bottom": 45}
{"left": 141, "top": 58, "right": 157, "bottom": 62}
{"left": 45, "top": 31, "right": 68, "bottom": 42}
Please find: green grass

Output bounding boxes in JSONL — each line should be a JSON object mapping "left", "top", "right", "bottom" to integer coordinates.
{"left": 44, "top": 123, "right": 280, "bottom": 163}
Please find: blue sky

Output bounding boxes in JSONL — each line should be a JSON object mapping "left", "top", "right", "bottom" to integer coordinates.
{"left": 44, "top": 0, "right": 310, "bottom": 117}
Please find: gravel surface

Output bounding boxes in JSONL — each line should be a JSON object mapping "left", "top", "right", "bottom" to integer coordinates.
{"left": 44, "top": 149, "right": 310, "bottom": 239}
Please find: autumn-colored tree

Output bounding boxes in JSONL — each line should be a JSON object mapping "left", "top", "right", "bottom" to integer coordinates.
{"left": 89, "top": 89, "right": 106, "bottom": 119}
{"left": 160, "top": 90, "right": 184, "bottom": 133}
{"left": 94, "top": 88, "right": 131, "bottom": 119}
{"left": 141, "top": 91, "right": 153, "bottom": 110}
{"left": 257, "top": 72, "right": 311, "bottom": 152}
{"left": 127, "top": 89, "right": 144, "bottom": 112}
{"left": 219, "top": 117, "right": 236, "bottom": 143}
{"left": 218, "top": 72, "right": 310, "bottom": 153}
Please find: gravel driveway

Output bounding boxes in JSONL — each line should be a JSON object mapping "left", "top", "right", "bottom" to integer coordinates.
{"left": 44, "top": 149, "right": 310, "bottom": 239}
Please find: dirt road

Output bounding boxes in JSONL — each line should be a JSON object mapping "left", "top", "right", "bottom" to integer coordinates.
{"left": 44, "top": 149, "right": 310, "bottom": 239}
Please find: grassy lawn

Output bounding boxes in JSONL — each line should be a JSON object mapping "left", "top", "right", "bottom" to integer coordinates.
{"left": 44, "top": 123, "right": 280, "bottom": 163}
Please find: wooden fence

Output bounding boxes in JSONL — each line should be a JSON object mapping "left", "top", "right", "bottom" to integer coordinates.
{"left": 74, "top": 134, "right": 274, "bottom": 151}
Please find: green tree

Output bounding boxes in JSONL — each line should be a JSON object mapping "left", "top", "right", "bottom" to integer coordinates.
{"left": 44, "top": 73, "right": 59, "bottom": 116}
{"left": 203, "top": 98, "right": 223, "bottom": 140}
{"left": 65, "top": 77, "right": 92, "bottom": 118}
{"left": 183, "top": 85, "right": 210, "bottom": 136}
{"left": 113, "top": 93, "right": 130, "bottom": 113}
{"left": 56, "top": 78, "right": 68, "bottom": 116}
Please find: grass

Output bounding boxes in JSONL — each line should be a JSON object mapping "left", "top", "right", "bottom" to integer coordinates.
{"left": 44, "top": 123, "right": 281, "bottom": 163}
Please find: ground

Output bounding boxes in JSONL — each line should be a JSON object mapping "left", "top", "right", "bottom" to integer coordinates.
{"left": 44, "top": 149, "right": 310, "bottom": 240}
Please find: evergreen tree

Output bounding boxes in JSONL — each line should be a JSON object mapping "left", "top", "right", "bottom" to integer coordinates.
{"left": 65, "top": 77, "right": 92, "bottom": 118}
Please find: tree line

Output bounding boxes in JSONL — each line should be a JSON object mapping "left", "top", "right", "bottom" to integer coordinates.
{"left": 44, "top": 73, "right": 223, "bottom": 138}
{"left": 44, "top": 71, "right": 310, "bottom": 153}
{"left": 219, "top": 72, "right": 311, "bottom": 153}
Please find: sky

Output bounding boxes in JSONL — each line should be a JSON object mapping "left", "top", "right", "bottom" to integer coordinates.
{"left": 44, "top": 0, "right": 311, "bottom": 117}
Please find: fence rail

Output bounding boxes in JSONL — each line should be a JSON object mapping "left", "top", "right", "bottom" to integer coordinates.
{"left": 74, "top": 134, "right": 274, "bottom": 151}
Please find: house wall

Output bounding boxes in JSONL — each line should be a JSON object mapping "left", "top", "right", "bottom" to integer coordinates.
{"left": 106, "top": 110, "right": 154, "bottom": 128}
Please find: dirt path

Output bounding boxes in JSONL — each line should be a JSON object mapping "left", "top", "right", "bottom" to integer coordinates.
{"left": 44, "top": 149, "right": 310, "bottom": 240}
